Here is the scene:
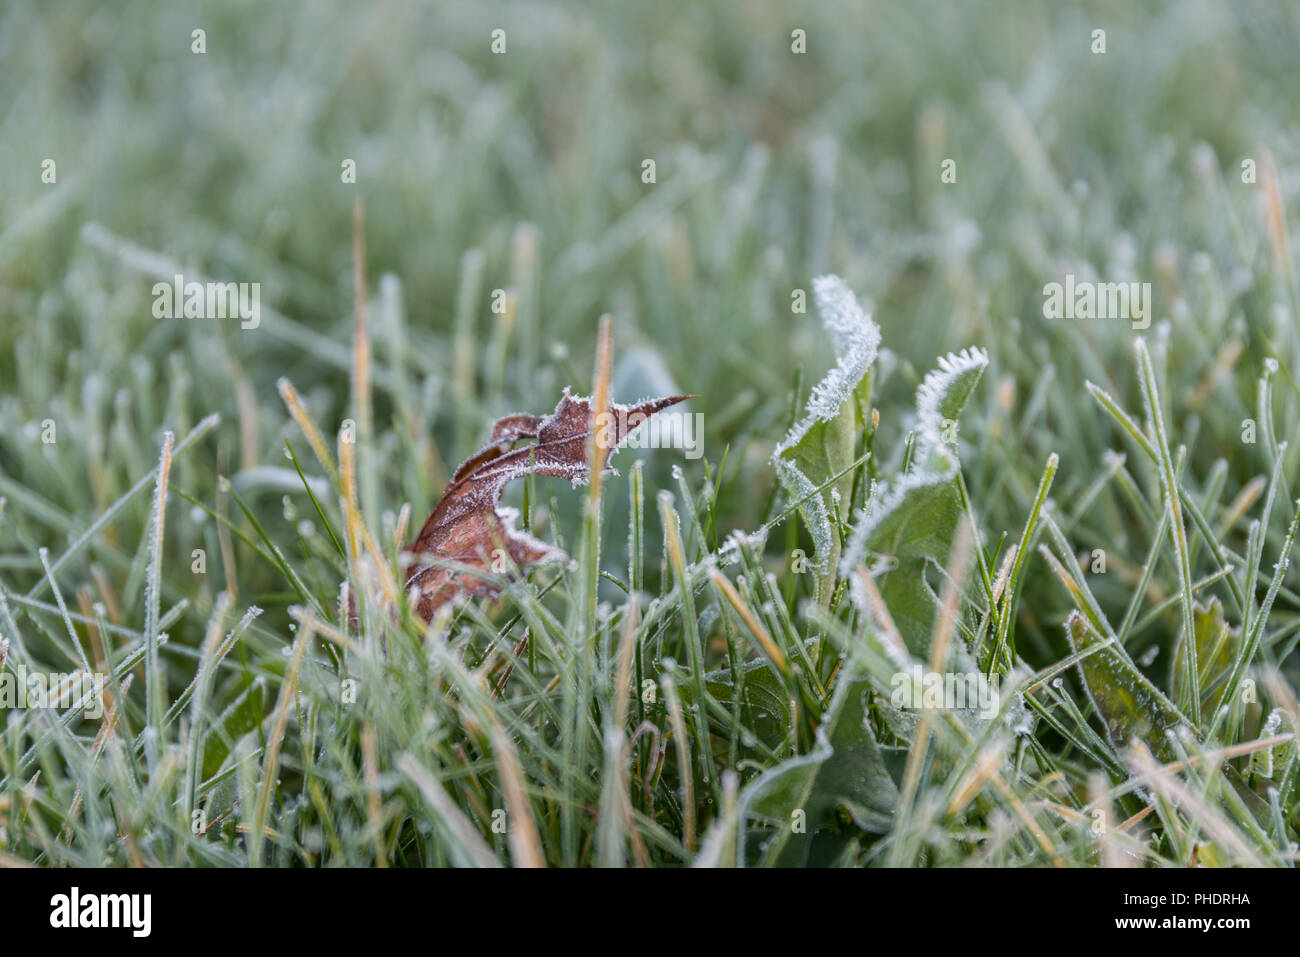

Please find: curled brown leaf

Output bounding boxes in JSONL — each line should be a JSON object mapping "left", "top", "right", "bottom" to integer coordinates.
{"left": 397, "top": 388, "right": 690, "bottom": 622}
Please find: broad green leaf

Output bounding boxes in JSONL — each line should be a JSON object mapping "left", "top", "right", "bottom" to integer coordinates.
{"left": 737, "top": 674, "right": 898, "bottom": 866}
{"left": 201, "top": 678, "right": 267, "bottom": 782}
{"left": 772, "top": 276, "right": 880, "bottom": 602}
{"left": 1170, "top": 597, "right": 1241, "bottom": 716}
{"left": 1066, "top": 611, "right": 1190, "bottom": 762}
{"left": 842, "top": 348, "right": 988, "bottom": 656}
{"left": 676, "top": 657, "right": 793, "bottom": 753}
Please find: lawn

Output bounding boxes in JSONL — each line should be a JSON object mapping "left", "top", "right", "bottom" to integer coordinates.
{"left": 0, "top": 0, "right": 1298, "bottom": 866}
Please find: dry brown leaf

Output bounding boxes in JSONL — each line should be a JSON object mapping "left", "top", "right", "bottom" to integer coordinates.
{"left": 392, "top": 388, "right": 689, "bottom": 622}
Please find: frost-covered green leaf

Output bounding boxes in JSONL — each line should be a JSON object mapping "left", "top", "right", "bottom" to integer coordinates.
{"left": 1066, "top": 611, "right": 1190, "bottom": 762}
{"left": 842, "top": 348, "right": 988, "bottom": 656}
{"left": 772, "top": 275, "right": 880, "bottom": 601}
{"left": 736, "top": 673, "right": 898, "bottom": 866}
{"left": 1171, "top": 597, "right": 1242, "bottom": 717}
{"left": 1247, "top": 708, "right": 1295, "bottom": 779}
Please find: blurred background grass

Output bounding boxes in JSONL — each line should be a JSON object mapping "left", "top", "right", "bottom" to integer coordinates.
{"left": 2, "top": 0, "right": 1299, "bottom": 682}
